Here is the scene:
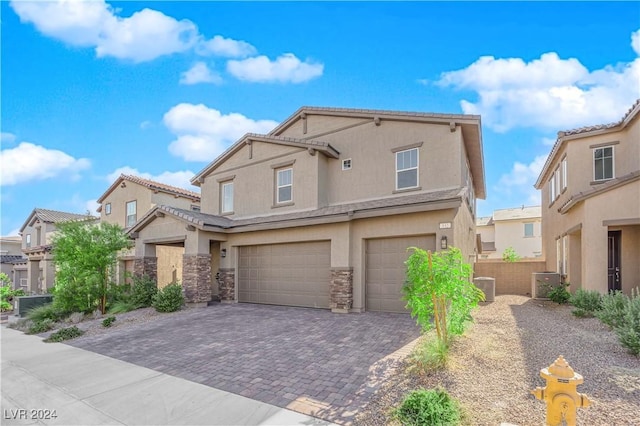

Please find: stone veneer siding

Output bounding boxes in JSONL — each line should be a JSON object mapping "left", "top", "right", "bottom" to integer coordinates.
{"left": 330, "top": 267, "right": 353, "bottom": 312}
{"left": 218, "top": 268, "right": 235, "bottom": 302}
{"left": 133, "top": 257, "right": 157, "bottom": 283}
{"left": 182, "top": 254, "right": 212, "bottom": 304}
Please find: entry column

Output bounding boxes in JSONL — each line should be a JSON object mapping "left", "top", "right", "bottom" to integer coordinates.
{"left": 182, "top": 231, "right": 212, "bottom": 307}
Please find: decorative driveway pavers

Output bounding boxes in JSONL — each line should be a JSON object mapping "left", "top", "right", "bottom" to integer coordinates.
{"left": 68, "top": 304, "right": 421, "bottom": 424}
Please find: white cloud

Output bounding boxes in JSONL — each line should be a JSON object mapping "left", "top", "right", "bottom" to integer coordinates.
{"left": 139, "top": 120, "right": 152, "bottom": 130}
{"left": 541, "top": 137, "right": 556, "bottom": 146}
{"left": 1, "top": 132, "right": 17, "bottom": 144}
{"left": 437, "top": 30, "right": 640, "bottom": 132}
{"left": 197, "top": 35, "right": 257, "bottom": 58}
{"left": 180, "top": 62, "right": 223, "bottom": 85}
{"left": 0, "top": 142, "right": 90, "bottom": 186}
{"left": 85, "top": 198, "right": 100, "bottom": 214}
{"left": 106, "top": 166, "right": 198, "bottom": 192}
{"left": 163, "top": 103, "right": 278, "bottom": 161}
{"left": 10, "top": 0, "right": 198, "bottom": 62}
{"left": 495, "top": 154, "right": 547, "bottom": 205}
{"left": 632, "top": 29, "right": 640, "bottom": 56}
{"left": 227, "top": 53, "right": 324, "bottom": 83}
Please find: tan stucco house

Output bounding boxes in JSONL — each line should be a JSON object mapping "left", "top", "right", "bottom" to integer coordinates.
{"left": 96, "top": 174, "right": 201, "bottom": 287}
{"left": 18, "top": 208, "right": 97, "bottom": 294}
{"left": 0, "top": 236, "right": 27, "bottom": 289}
{"left": 476, "top": 206, "right": 542, "bottom": 260}
{"left": 128, "top": 106, "right": 486, "bottom": 313}
{"left": 534, "top": 99, "right": 640, "bottom": 294}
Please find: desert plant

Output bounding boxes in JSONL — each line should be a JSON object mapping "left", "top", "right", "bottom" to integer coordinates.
{"left": 410, "top": 336, "right": 449, "bottom": 373}
{"left": 404, "top": 247, "right": 484, "bottom": 346}
{"left": 570, "top": 289, "right": 602, "bottom": 317}
{"left": 547, "top": 282, "right": 571, "bottom": 304}
{"left": 502, "top": 246, "right": 521, "bottom": 263}
{"left": 107, "top": 300, "right": 137, "bottom": 314}
{"left": 614, "top": 288, "right": 640, "bottom": 356}
{"left": 27, "top": 319, "right": 54, "bottom": 334}
{"left": 26, "top": 303, "right": 66, "bottom": 323}
{"left": 597, "top": 291, "right": 629, "bottom": 329}
{"left": 392, "top": 388, "right": 461, "bottom": 426}
{"left": 44, "top": 326, "right": 84, "bottom": 343}
{"left": 102, "top": 316, "right": 116, "bottom": 327}
{"left": 152, "top": 283, "right": 184, "bottom": 313}
{"left": 0, "top": 282, "right": 25, "bottom": 312}
{"left": 130, "top": 275, "right": 158, "bottom": 308}
{"left": 65, "top": 312, "right": 85, "bottom": 324}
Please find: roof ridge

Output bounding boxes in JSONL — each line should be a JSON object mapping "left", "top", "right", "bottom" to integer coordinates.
{"left": 121, "top": 174, "right": 200, "bottom": 199}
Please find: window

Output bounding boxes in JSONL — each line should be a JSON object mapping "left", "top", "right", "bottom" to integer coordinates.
{"left": 105, "top": 203, "right": 111, "bottom": 215}
{"left": 561, "top": 157, "right": 567, "bottom": 191}
{"left": 221, "top": 182, "right": 234, "bottom": 213}
{"left": 126, "top": 201, "right": 137, "bottom": 227}
{"left": 594, "top": 146, "right": 614, "bottom": 181}
{"left": 396, "top": 148, "right": 418, "bottom": 189}
{"left": 524, "top": 223, "right": 534, "bottom": 237}
{"left": 342, "top": 159, "right": 352, "bottom": 170}
{"left": 556, "top": 238, "right": 562, "bottom": 274}
{"left": 190, "top": 205, "right": 201, "bottom": 212}
{"left": 562, "top": 235, "right": 568, "bottom": 276}
{"left": 26, "top": 234, "right": 31, "bottom": 248}
{"left": 549, "top": 177, "right": 556, "bottom": 204}
{"left": 554, "top": 168, "right": 560, "bottom": 198}
{"left": 277, "top": 168, "right": 293, "bottom": 203}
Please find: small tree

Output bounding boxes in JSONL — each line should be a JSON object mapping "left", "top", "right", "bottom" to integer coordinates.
{"left": 502, "top": 246, "right": 521, "bottom": 263}
{"left": 52, "top": 220, "right": 132, "bottom": 314}
{"left": 403, "top": 247, "right": 484, "bottom": 346}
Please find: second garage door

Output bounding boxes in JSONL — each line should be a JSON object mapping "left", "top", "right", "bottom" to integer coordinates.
{"left": 238, "top": 241, "right": 331, "bottom": 308}
{"left": 366, "top": 235, "right": 436, "bottom": 313}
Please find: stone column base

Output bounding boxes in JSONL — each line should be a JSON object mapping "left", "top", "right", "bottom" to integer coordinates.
{"left": 330, "top": 267, "right": 353, "bottom": 313}
{"left": 133, "top": 257, "right": 157, "bottom": 282}
{"left": 182, "top": 254, "right": 212, "bottom": 305}
{"left": 218, "top": 268, "right": 235, "bottom": 302}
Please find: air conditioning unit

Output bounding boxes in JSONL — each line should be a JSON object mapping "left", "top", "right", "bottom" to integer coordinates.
{"left": 531, "top": 272, "right": 561, "bottom": 299}
{"left": 16, "top": 295, "right": 53, "bottom": 317}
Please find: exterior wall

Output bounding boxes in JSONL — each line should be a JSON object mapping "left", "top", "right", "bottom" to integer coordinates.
{"left": 150, "top": 192, "right": 198, "bottom": 211}
{"left": 493, "top": 219, "right": 542, "bottom": 259}
{"left": 474, "top": 260, "right": 547, "bottom": 295}
{"left": 22, "top": 222, "right": 56, "bottom": 250}
{"left": 453, "top": 203, "right": 477, "bottom": 265}
{"left": 156, "top": 245, "right": 184, "bottom": 288}
{"left": 0, "top": 238, "right": 23, "bottom": 255}
{"left": 100, "top": 181, "right": 154, "bottom": 227}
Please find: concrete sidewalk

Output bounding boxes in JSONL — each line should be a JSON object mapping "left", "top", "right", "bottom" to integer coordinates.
{"left": 0, "top": 327, "right": 334, "bottom": 426}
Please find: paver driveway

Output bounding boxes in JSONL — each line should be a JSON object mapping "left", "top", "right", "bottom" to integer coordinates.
{"left": 69, "top": 303, "right": 421, "bottom": 425}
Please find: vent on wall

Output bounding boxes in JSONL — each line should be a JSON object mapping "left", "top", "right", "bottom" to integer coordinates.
{"left": 342, "top": 159, "right": 352, "bottom": 170}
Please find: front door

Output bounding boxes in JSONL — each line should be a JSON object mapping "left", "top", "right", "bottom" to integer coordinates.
{"left": 607, "top": 231, "right": 621, "bottom": 292}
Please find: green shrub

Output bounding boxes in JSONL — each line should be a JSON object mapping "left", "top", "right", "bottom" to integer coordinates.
{"left": 152, "top": 284, "right": 184, "bottom": 313}
{"left": 27, "top": 319, "right": 54, "bottom": 334}
{"left": 1, "top": 284, "right": 25, "bottom": 311}
{"left": 547, "top": 283, "right": 571, "bottom": 304}
{"left": 108, "top": 300, "right": 137, "bottom": 314}
{"left": 392, "top": 388, "right": 461, "bottom": 426}
{"left": 102, "top": 316, "right": 116, "bottom": 327}
{"left": 130, "top": 275, "right": 158, "bottom": 308}
{"left": 44, "top": 326, "right": 84, "bottom": 343}
{"left": 570, "top": 289, "right": 602, "bottom": 317}
{"left": 598, "top": 291, "right": 629, "bottom": 329}
{"left": 614, "top": 288, "right": 640, "bottom": 356}
{"left": 27, "top": 304, "right": 66, "bottom": 323}
{"left": 0, "top": 300, "right": 11, "bottom": 312}
{"left": 410, "top": 336, "right": 449, "bottom": 373}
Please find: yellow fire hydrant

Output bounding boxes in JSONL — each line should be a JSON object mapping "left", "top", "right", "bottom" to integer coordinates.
{"left": 531, "top": 355, "right": 591, "bottom": 426}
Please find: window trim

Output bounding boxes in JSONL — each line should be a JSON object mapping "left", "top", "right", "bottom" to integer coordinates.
{"left": 560, "top": 157, "right": 567, "bottom": 191}
{"left": 395, "top": 147, "right": 419, "bottom": 190}
{"left": 221, "top": 181, "right": 234, "bottom": 214}
{"left": 105, "top": 203, "right": 111, "bottom": 215}
{"left": 126, "top": 200, "right": 137, "bottom": 227}
{"left": 524, "top": 222, "right": 534, "bottom": 238}
{"left": 593, "top": 145, "right": 614, "bottom": 182}
{"left": 276, "top": 167, "right": 293, "bottom": 204}
{"left": 342, "top": 158, "right": 352, "bottom": 171}
{"left": 26, "top": 234, "right": 31, "bottom": 248}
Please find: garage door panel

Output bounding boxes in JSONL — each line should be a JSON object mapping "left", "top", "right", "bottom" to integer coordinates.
{"left": 238, "top": 241, "right": 330, "bottom": 309}
{"left": 366, "top": 235, "right": 435, "bottom": 313}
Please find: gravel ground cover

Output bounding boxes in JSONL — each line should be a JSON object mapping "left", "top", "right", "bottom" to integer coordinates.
{"left": 355, "top": 295, "right": 640, "bottom": 426}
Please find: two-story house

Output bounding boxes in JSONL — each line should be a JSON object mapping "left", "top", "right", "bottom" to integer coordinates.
{"left": 0, "top": 236, "right": 27, "bottom": 289}
{"left": 96, "top": 174, "right": 201, "bottom": 287}
{"left": 18, "top": 208, "right": 97, "bottom": 294}
{"left": 128, "top": 106, "right": 486, "bottom": 313}
{"left": 476, "top": 206, "right": 542, "bottom": 260}
{"left": 534, "top": 99, "right": 639, "bottom": 294}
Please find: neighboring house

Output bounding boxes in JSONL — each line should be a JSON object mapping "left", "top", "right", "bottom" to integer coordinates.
{"left": 18, "top": 208, "right": 97, "bottom": 294}
{"left": 128, "top": 106, "right": 486, "bottom": 313}
{"left": 534, "top": 99, "right": 640, "bottom": 294}
{"left": 96, "top": 174, "right": 201, "bottom": 287}
{"left": 476, "top": 206, "right": 542, "bottom": 260}
{"left": 0, "top": 236, "right": 27, "bottom": 289}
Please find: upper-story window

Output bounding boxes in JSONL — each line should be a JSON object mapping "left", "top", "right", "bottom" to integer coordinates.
{"left": 191, "top": 205, "right": 201, "bottom": 212}
{"left": 105, "top": 203, "right": 111, "bottom": 215}
{"left": 277, "top": 168, "right": 293, "bottom": 203}
{"left": 594, "top": 146, "right": 614, "bottom": 181}
{"left": 561, "top": 157, "right": 567, "bottom": 191}
{"left": 549, "top": 176, "right": 556, "bottom": 204}
{"left": 342, "top": 159, "right": 352, "bottom": 170}
{"left": 524, "top": 222, "right": 534, "bottom": 237}
{"left": 126, "top": 200, "right": 137, "bottom": 227}
{"left": 26, "top": 234, "right": 31, "bottom": 248}
{"left": 221, "top": 181, "right": 234, "bottom": 213}
{"left": 396, "top": 148, "right": 418, "bottom": 190}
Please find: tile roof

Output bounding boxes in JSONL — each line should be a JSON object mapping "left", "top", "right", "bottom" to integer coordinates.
{"left": 34, "top": 208, "right": 95, "bottom": 223}
{"left": 476, "top": 216, "right": 493, "bottom": 226}
{"left": 98, "top": 174, "right": 200, "bottom": 204}
{"left": 558, "top": 170, "right": 640, "bottom": 214}
{"left": 560, "top": 99, "right": 640, "bottom": 136}
{"left": 493, "top": 206, "right": 541, "bottom": 221}
{"left": 131, "top": 188, "right": 464, "bottom": 234}
{"left": 0, "top": 255, "right": 26, "bottom": 264}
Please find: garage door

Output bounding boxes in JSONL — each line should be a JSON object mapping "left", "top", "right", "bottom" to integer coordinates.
{"left": 238, "top": 241, "right": 331, "bottom": 308}
{"left": 366, "top": 235, "right": 436, "bottom": 313}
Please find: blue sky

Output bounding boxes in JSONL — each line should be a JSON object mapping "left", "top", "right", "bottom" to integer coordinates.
{"left": 2, "top": 1, "right": 639, "bottom": 236}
